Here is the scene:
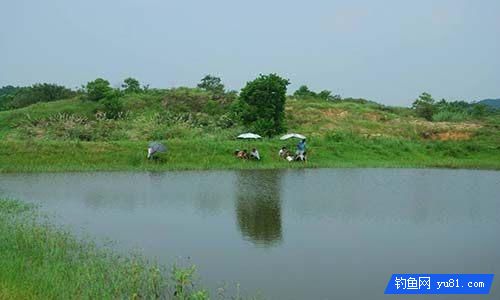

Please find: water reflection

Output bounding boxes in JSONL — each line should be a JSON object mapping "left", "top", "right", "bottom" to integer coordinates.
{"left": 0, "top": 169, "right": 499, "bottom": 299}
{"left": 235, "top": 170, "right": 283, "bottom": 247}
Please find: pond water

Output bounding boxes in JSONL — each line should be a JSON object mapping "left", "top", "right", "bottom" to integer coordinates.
{"left": 1, "top": 169, "right": 499, "bottom": 300}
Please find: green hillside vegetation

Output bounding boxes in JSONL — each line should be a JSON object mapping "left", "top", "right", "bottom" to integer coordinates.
{"left": 478, "top": 98, "right": 500, "bottom": 109}
{"left": 1, "top": 76, "right": 499, "bottom": 172}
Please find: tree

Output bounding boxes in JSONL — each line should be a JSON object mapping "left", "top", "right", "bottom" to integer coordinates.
{"left": 471, "top": 103, "right": 489, "bottom": 118}
{"left": 412, "top": 92, "right": 436, "bottom": 121}
{"left": 197, "top": 75, "right": 225, "bottom": 96}
{"left": 30, "top": 83, "right": 74, "bottom": 102}
{"left": 0, "top": 85, "right": 20, "bottom": 97}
{"left": 293, "top": 85, "right": 316, "bottom": 98}
{"left": 331, "top": 94, "right": 342, "bottom": 101}
{"left": 121, "top": 77, "right": 142, "bottom": 93}
{"left": 85, "top": 78, "right": 112, "bottom": 101}
{"left": 239, "top": 73, "right": 290, "bottom": 136}
{"left": 317, "top": 90, "right": 332, "bottom": 100}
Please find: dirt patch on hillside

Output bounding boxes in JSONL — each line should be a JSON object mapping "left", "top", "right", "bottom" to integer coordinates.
{"left": 410, "top": 120, "right": 482, "bottom": 131}
{"left": 322, "top": 109, "right": 348, "bottom": 119}
{"left": 429, "top": 131, "right": 472, "bottom": 141}
{"left": 362, "top": 112, "right": 382, "bottom": 121}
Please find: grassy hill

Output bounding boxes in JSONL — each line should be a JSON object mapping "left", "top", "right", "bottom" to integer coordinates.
{"left": 1, "top": 88, "right": 499, "bottom": 172}
{"left": 478, "top": 98, "right": 500, "bottom": 109}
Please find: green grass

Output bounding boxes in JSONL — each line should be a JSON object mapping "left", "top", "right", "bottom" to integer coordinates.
{"left": 0, "top": 198, "right": 237, "bottom": 299}
{"left": 0, "top": 94, "right": 499, "bottom": 172}
{"left": 1, "top": 135, "right": 499, "bottom": 173}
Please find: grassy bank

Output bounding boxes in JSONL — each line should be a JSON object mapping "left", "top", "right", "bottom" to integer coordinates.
{"left": 0, "top": 198, "right": 216, "bottom": 299}
{"left": 1, "top": 134, "right": 500, "bottom": 173}
{"left": 1, "top": 92, "right": 499, "bottom": 172}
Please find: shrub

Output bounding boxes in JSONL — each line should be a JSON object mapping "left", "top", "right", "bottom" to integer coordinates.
{"left": 293, "top": 85, "right": 316, "bottom": 98}
{"left": 216, "top": 112, "right": 236, "bottom": 128}
{"left": 470, "top": 104, "right": 490, "bottom": 118}
{"left": 101, "top": 96, "right": 124, "bottom": 120}
{"left": 432, "top": 110, "right": 468, "bottom": 122}
{"left": 412, "top": 92, "right": 436, "bottom": 121}
{"left": 163, "top": 87, "right": 212, "bottom": 112}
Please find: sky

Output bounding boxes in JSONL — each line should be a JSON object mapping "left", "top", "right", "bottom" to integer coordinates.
{"left": 1, "top": 0, "right": 499, "bottom": 106}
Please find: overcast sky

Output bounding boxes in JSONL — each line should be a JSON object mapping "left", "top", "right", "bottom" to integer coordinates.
{"left": 1, "top": 0, "right": 499, "bottom": 105}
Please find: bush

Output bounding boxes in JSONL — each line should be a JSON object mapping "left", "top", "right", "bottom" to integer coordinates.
{"left": 293, "top": 85, "right": 340, "bottom": 101}
{"left": 470, "top": 104, "right": 490, "bottom": 118}
{"left": 101, "top": 96, "right": 124, "bottom": 120}
{"left": 216, "top": 112, "right": 237, "bottom": 128}
{"left": 412, "top": 92, "right": 436, "bottom": 121}
{"left": 293, "top": 85, "right": 316, "bottom": 98}
{"left": 163, "top": 87, "right": 212, "bottom": 112}
{"left": 202, "top": 100, "right": 223, "bottom": 115}
{"left": 432, "top": 110, "right": 468, "bottom": 122}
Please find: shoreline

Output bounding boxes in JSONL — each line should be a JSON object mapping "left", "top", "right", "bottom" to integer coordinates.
{"left": 0, "top": 198, "right": 216, "bottom": 299}
{"left": 1, "top": 139, "right": 499, "bottom": 173}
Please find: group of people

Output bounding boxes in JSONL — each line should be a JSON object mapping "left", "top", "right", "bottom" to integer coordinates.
{"left": 234, "top": 148, "right": 261, "bottom": 160}
{"left": 279, "top": 139, "right": 307, "bottom": 162}
{"left": 234, "top": 139, "right": 307, "bottom": 162}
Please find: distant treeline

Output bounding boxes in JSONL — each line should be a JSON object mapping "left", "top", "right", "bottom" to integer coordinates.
{"left": 411, "top": 92, "right": 496, "bottom": 122}
{"left": 1, "top": 76, "right": 497, "bottom": 125}
{"left": 0, "top": 84, "right": 76, "bottom": 111}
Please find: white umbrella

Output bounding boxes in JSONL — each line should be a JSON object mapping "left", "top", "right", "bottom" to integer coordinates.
{"left": 237, "top": 133, "right": 262, "bottom": 139}
{"left": 280, "top": 133, "right": 306, "bottom": 140}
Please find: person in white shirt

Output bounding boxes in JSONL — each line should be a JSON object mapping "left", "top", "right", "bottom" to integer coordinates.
{"left": 250, "top": 148, "right": 260, "bottom": 160}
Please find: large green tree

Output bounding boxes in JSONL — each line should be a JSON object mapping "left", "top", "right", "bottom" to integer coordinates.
{"left": 239, "top": 73, "right": 290, "bottom": 136}
{"left": 86, "top": 78, "right": 112, "bottom": 101}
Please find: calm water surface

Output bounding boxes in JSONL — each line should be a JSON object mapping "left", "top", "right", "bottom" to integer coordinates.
{"left": 1, "top": 169, "right": 499, "bottom": 300}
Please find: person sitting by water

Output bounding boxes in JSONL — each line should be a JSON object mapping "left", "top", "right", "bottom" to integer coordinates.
{"left": 279, "top": 146, "right": 288, "bottom": 158}
{"left": 279, "top": 147, "right": 294, "bottom": 161}
{"left": 295, "top": 151, "right": 307, "bottom": 161}
{"left": 250, "top": 148, "right": 260, "bottom": 160}
{"left": 235, "top": 149, "right": 248, "bottom": 159}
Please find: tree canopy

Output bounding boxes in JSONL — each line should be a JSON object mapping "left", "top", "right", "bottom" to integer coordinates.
{"left": 412, "top": 92, "right": 436, "bottom": 121}
{"left": 293, "top": 85, "right": 339, "bottom": 101}
{"left": 86, "top": 78, "right": 112, "bottom": 101}
{"left": 239, "top": 73, "right": 290, "bottom": 137}
{"left": 121, "top": 77, "right": 142, "bottom": 94}
{"left": 197, "top": 75, "right": 225, "bottom": 97}
{"left": 0, "top": 84, "right": 74, "bottom": 110}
